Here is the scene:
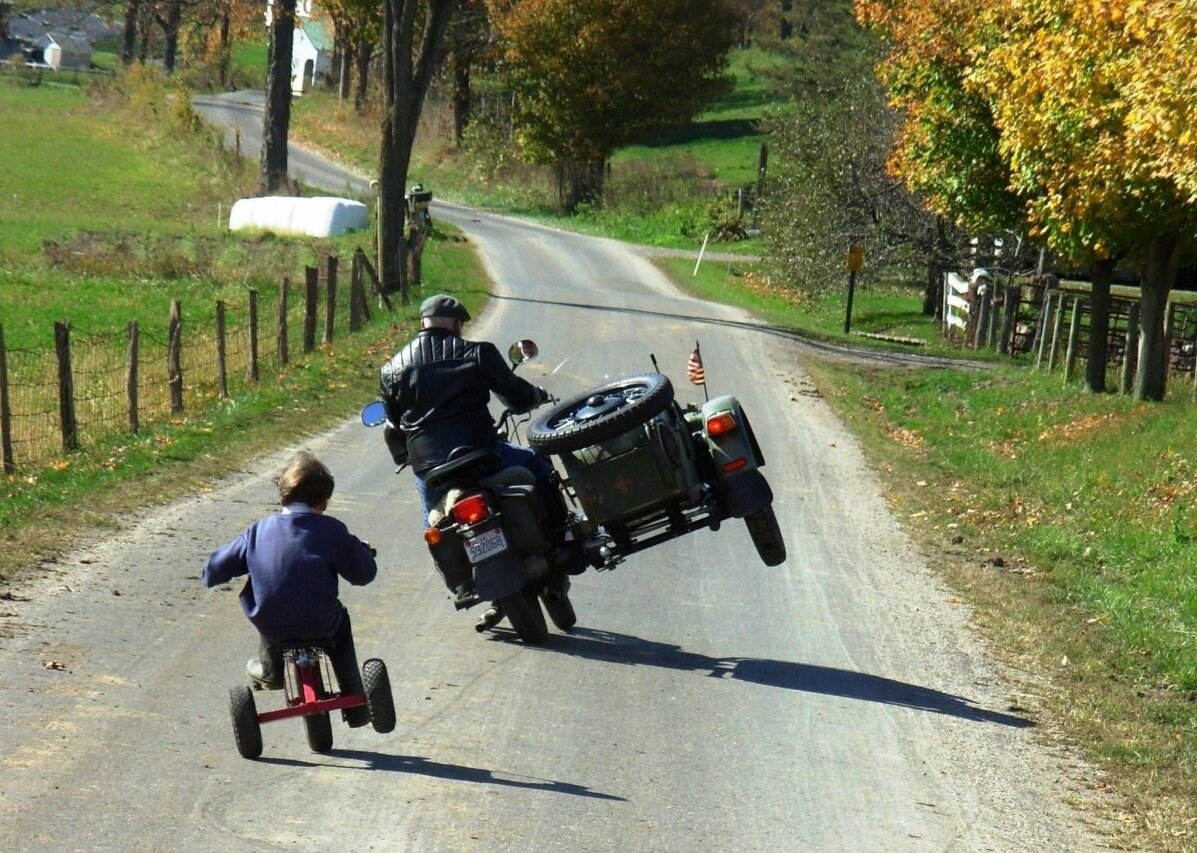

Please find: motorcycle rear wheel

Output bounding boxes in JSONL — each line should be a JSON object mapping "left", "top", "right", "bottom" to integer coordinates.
{"left": 528, "top": 373, "right": 673, "bottom": 454}
{"left": 745, "top": 504, "right": 786, "bottom": 567}
{"left": 498, "top": 587, "right": 549, "bottom": 644}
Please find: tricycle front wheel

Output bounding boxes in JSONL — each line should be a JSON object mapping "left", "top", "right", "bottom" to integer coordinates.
{"left": 304, "top": 711, "right": 334, "bottom": 753}
{"left": 229, "top": 686, "right": 263, "bottom": 760}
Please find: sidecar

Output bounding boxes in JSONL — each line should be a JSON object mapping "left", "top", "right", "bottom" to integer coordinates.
{"left": 527, "top": 373, "right": 785, "bottom": 568}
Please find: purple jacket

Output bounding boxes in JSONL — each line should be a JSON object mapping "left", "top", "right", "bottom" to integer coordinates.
{"left": 202, "top": 507, "right": 377, "bottom": 641}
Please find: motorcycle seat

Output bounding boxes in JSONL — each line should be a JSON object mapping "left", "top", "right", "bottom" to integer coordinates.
{"left": 424, "top": 447, "right": 502, "bottom": 491}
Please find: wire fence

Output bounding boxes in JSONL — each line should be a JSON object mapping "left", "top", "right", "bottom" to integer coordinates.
{"left": 0, "top": 251, "right": 390, "bottom": 472}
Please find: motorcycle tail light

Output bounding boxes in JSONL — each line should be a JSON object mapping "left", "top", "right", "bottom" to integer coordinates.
{"left": 706, "top": 412, "right": 737, "bottom": 436}
{"left": 424, "top": 527, "right": 443, "bottom": 546}
{"left": 452, "top": 493, "right": 491, "bottom": 525}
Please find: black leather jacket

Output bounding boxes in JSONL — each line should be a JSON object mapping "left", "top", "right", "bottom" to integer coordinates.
{"left": 379, "top": 328, "right": 543, "bottom": 474}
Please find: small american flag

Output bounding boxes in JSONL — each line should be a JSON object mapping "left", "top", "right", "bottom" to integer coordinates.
{"left": 687, "top": 344, "right": 706, "bottom": 386}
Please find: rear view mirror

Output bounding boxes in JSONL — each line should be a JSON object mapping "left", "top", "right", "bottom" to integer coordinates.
{"left": 507, "top": 339, "right": 539, "bottom": 367}
{"left": 360, "top": 400, "right": 387, "bottom": 427}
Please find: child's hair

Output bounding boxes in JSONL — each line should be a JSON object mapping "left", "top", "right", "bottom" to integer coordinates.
{"left": 277, "top": 451, "right": 335, "bottom": 507}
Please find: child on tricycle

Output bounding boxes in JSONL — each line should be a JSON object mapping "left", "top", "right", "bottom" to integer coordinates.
{"left": 203, "top": 451, "right": 393, "bottom": 757}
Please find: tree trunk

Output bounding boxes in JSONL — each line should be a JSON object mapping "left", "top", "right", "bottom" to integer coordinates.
{"left": 452, "top": 52, "right": 471, "bottom": 146}
{"left": 780, "top": 0, "right": 793, "bottom": 40}
{"left": 378, "top": 0, "right": 458, "bottom": 299}
{"left": 261, "top": 0, "right": 297, "bottom": 195}
{"left": 1084, "top": 257, "right": 1115, "bottom": 393}
{"left": 218, "top": 9, "right": 232, "bottom": 88}
{"left": 557, "top": 158, "right": 606, "bottom": 212}
{"left": 339, "top": 40, "right": 353, "bottom": 101}
{"left": 121, "top": 0, "right": 140, "bottom": 65}
{"left": 1135, "top": 235, "right": 1180, "bottom": 401}
{"left": 354, "top": 41, "right": 372, "bottom": 112}
{"left": 161, "top": 0, "right": 182, "bottom": 74}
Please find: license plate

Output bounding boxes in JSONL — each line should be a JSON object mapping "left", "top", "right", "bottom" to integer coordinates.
{"left": 464, "top": 527, "right": 508, "bottom": 564}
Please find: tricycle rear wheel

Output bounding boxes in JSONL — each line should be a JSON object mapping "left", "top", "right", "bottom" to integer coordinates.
{"left": 229, "top": 686, "right": 263, "bottom": 759}
{"left": 362, "top": 658, "right": 396, "bottom": 734}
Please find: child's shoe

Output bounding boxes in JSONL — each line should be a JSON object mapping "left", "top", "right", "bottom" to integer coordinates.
{"left": 246, "top": 658, "right": 283, "bottom": 690}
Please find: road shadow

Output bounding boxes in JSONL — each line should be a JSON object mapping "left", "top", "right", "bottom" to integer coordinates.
{"left": 545, "top": 627, "right": 1033, "bottom": 729}
{"left": 254, "top": 749, "right": 624, "bottom": 800}
{"left": 491, "top": 292, "right": 985, "bottom": 370}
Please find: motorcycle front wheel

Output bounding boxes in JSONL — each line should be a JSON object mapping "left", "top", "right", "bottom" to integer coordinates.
{"left": 497, "top": 587, "right": 549, "bottom": 644}
{"left": 541, "top": 582, "right": 578, "bottom": 632}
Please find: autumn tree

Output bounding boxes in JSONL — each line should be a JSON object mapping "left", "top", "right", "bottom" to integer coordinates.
{"left": 858, "top": 0, "right": 1197, "bottom": 399}
{"left": 968, "top": 2, "right": 1197, "bottom": 399}
{"left": 488, "top": 0, "right": 741, "bottom": 212}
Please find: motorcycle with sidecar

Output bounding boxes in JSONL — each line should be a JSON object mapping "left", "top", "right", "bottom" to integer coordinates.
{"left": 361, "top": 340, "right": 785, "bottom": 644}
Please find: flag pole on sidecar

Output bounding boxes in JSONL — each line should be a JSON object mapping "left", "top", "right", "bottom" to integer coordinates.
{"left": 687, "top": 341, "right": 708, "bottom": 402}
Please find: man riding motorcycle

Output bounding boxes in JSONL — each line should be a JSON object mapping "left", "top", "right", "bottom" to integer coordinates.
{"left": 377, "top": 293, "right": 565, "bottom": 535}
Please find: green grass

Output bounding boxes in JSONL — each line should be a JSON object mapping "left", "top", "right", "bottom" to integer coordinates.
{"left": 0, "top": 83, "right": 242, "bottom": 259}
{"left": 0, "top": 72, "right": 491, "bottom": 581}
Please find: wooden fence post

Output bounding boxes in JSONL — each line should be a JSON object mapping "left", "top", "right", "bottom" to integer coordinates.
{"left": 215, "top": 301, "right": 228, "bottom": 398}
{"left": 127, "top": 321, "right": 139, "bottom": 434}
{"left": 349, "top": 253, "right": 363, "bottom": 332}
{"left": 304, "top": 265, "right": 318, "bottom": 353}
{"left": 168, "top": 299, "right": 183, "bottom": 413}
{"left": 1121, "top": 302, "right": 1140, "bottom": 395}
{"left": 1048, "top": 293, "right": 1068, "bottom": 371}
{"left": 54, "top": 321, "right": 79, "bottom": 452}
{"left": 277, "top": 278, "right": 289, "bottom": 365}
{"left": 0, "top": 324, "right": 13, "bottom": 472}
{"left": 357, "top": 249, "right": 393, "bottom": 311}
{"left": 1064, "top": 297, "right": 1083, "bottom": 383}
{"left": 324, "top": 255, "right": 337, "bottom": 345}
{"left": 247, "top": 288, "right": 259, "bottom": 382}
{"left": 1035, "top": 290, "right": 1055, "bottom": 368}
{"left": 998, "top": 285, "right": 1019, "bottom": 355}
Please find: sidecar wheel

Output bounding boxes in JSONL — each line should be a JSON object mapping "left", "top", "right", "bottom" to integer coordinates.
{"left": 229, "top": 686, "right": 263, "bottom": 760}
{"left": 498, "top": 588, "right": 548, "bottom": 645}
{"left": 528, "top": 373, "right": 673, "bottom": 454}
{"left": 362, "top": 659, "right": 396, "bottom": 734}
{"left": 745, "top": 505, "right": 787, "bottom": 567}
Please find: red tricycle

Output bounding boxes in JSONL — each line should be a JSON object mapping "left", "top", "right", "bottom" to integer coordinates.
{"left": 227, "top": 643, "right": 395, "bottom": 759}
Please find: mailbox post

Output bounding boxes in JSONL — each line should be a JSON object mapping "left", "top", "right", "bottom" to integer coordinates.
{"left": 844, "top": 243, "right": 864, "bottom": 334}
